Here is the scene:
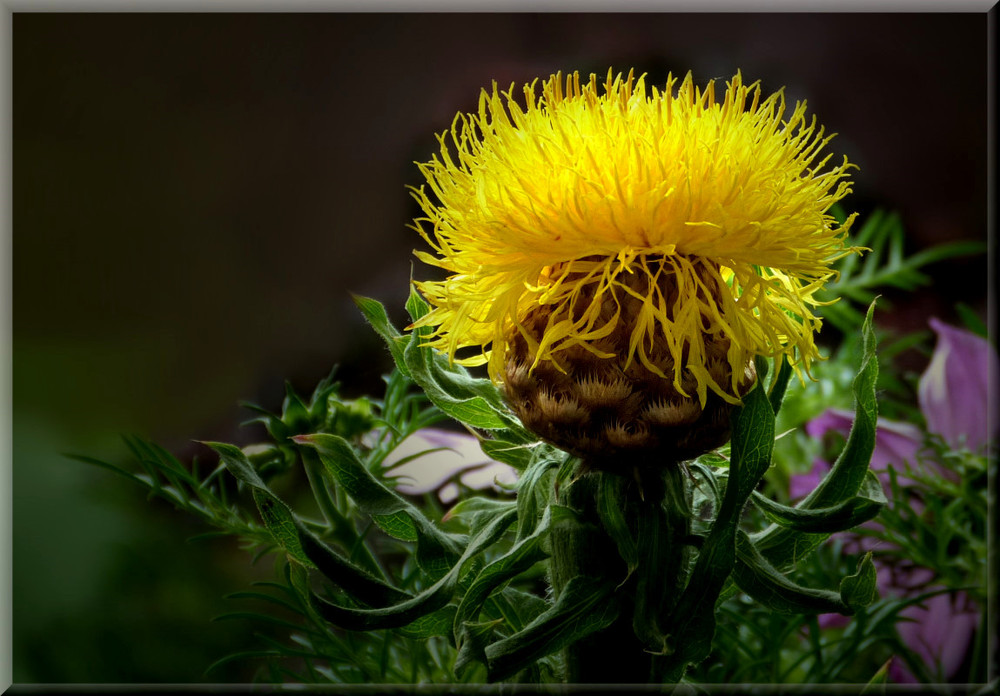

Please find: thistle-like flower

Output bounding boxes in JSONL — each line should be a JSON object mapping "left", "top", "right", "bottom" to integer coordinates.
{"left": 409, "top": 70, "right": 857, "bottom": 468}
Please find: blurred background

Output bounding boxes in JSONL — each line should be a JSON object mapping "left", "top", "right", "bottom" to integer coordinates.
{"left": 12, "top": 12, "right": 989, "bottom": 683}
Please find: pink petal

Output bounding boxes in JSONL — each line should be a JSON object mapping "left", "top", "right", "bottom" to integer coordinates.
{"left": 919, "top": 318, "right": 999, "bottom": 452}
{"left": 892, "top": 590, "right": 977, "bottom": 682}
{"left": 789, "top": 459, "right": 828, "bottom": 500}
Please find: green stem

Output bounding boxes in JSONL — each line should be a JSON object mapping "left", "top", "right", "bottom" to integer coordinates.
{"left": 551, "top": 464, "right": 692, "bottom": 684}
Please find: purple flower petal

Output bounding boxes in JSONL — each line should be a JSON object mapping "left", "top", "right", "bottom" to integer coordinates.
{"left": 919, "top": 318, "right": 999, "bottom": 452}
{"left": 891, "top": 590, "right": 978, "bottom": 683}
{"left": 805, "top": 408, "right": 923, "bottom": 476}
{"left": 789, "top": 459, "right": 828, "bottom": 500}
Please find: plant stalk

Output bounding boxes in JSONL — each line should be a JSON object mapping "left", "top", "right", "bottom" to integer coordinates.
{"left": 550, "top": 463, "right": 692, "bottom": 684}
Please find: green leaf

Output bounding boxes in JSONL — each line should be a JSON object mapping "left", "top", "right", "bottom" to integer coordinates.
{"left": 396, "top": 604, "right": 458, "bottom": 639}
{"left": 750, "top": 470, "right": 885, "bottom": 534}
{"left": 310, "top": 507, "right": 517, "bottom": 632}
{"left": 496, "top": 587, "right": 550, "bottom": 629}
{"left": 595, "top": 473, "right": 638, "bottom": 580}
{"left": 405, "top": 285, "right": 432, "bottom": 323}
{"left": 768, "top": 355, "right": 793, "bottom": 415}
{"left": 860, "top": 658, "right": 892, "bottom": 695}
{"left": 454, "top": 619, "right": 504, "bottom": 679}
{"left": 955, "top": 302, "right": 989, "bottom": 339}
{"left": 444, "top": 497, "right": 518, "bottom": 536}
{"left": 280, "top": 382, "right": 312, "bottom": 435}
{"left": 206, "top": 441, "right": 314, "bottom": 568}
{"left": 403, "top": 288, "right": 530, "bottom": 437}
{"left": 752, "top": 301, "right": 879, "bottom": 569}
{"left": 453, "top": 506, "right": 556, "bottom": 643}
{"left": 631, "top": 469, "right": 691, "bottom": 652}
{"left": 292, "top": 517, "right": 411, "bottom": 608}
{"left": 295, "top": 433, "right": 463, "bottom": 578}
{"left": 484, "top": 576, "right": 619, "bottom": 683}
{"left": 352, "top": 293, "right": 411, "bottom": 377}
{"left": 515, "top": 448, "right": 562, "bottom": 542}
{"left": 655, "top": 379, "right": 775, "bottom": 681}
{"left": 816, "top": 208, "right": 984, "bottom": 333}
{"left": 732, "top": 530, "right": 849, "bottom": 616}
{"left": 250, "top": 489, "right": 314, "bottom": 567}
{"left": 479, "top": 438, "right": 537, "bottom": 471}
{"left": 840, "top": 552, "right": 879, "bottom": 610}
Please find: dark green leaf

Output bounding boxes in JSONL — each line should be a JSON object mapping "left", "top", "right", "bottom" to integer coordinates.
{"left": 733, "top": 530, "right": 849, "bottom": 615}
{"left": 768, "top": 355, "right": 793, "bottom": 415}
{"left": 397, "top": 604, "right": 458, "bottom": 639}
{"left": 484, "top": 576, "right": 619, "bottom": 683}
{"left": 655, "top": 379, "right": 775, "bottom": 681}
{"left": 295, "top": 433, "right": 463, "bottom": 578}
{"left": 595, "top": 473, "right": 638, "bottom": 579}
{"left": 403, "top": 288, "right": 530, "bottom": 437}
{"left": 454, "top": 619, "right": 504, "bottom": 679}
{"left": 840, "top": 552, "right": 879, "bottom": 610}
{"left": 352, "top": 293, "right": 411, "bottom": 377}
{"left": 206, "top": 441, "right": 315, "bottom": 568}
{"left": 310, "top": 507, "right": 517, "bottom": 632}
{"left": 750, "top": 470, "right": 885, "bottom": 534}
{"left": 955, "top": 302, "right": 989, "bottom": 339}
{"left": 515, "top": 448, "right": 561, "bottom": 541}
{"left": 444, "top": 497, "right": 518, "bottom": 537}
{"left": 752, "top": 301, "right": 879, "bottom": 569}
{"left": 293, "top": 517, "right": 410, "bottom": 607}
{"left": 859, "top": 658, "right": 892, "bottom": 695}
{"left": 453, "top": 506, "right": 556, "bottom": 643}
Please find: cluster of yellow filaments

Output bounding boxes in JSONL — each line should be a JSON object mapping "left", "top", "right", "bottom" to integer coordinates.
{"left": 409, "top": 70, "right": 857, "bottom": 410}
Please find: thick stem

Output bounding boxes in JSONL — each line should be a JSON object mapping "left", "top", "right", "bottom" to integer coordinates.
{"left": 550, "top": 464, "right": 692, "bottom": 684}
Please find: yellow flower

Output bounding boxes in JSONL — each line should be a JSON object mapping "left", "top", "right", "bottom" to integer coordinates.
{"left": 409, "top": 70, "right": 857, "bottom": 416}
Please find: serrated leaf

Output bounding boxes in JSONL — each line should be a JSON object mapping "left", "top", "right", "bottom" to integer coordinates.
{"left": 352, "top": 293, "right": 411, "bottom": 377}
{"left": 484, "top": 576, "right": 619, "bottom": 683}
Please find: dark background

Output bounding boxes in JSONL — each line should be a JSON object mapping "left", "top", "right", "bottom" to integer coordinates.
{"left": 12, "top": 13, "right": 990, "bottom": 683}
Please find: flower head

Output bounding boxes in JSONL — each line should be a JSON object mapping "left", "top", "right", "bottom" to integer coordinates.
{"left": 411, "top": 70, "right": 857, "bottom": 463}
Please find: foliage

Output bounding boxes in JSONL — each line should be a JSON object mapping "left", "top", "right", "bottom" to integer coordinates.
{"left": 75, "top": 208, "right": 988, "bottom": 685}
